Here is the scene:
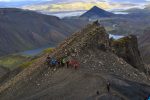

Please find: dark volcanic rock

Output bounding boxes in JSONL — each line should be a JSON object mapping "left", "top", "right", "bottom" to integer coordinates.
{"left": 111, "top": 35, "right": 146, "bottom": 73}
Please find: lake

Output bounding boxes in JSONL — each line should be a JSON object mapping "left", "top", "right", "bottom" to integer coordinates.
{"left": 109, "top": 34, "right": 124, "bottom": 40}
{"left": 19, "top": 46, "right": 54, "bottom": 56}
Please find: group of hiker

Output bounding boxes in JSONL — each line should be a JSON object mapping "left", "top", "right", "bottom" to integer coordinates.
{"left": 45, "top": 55, "right": 79, "bottom": 70}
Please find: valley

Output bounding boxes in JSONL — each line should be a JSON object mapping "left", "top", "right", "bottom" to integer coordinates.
{"left": 0, "top": 8, "right": 88, "bottom": 56}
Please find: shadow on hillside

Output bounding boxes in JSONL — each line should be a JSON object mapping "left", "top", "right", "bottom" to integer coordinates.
{"left": 110, "top": 75, "right": 150, "bottom": 100}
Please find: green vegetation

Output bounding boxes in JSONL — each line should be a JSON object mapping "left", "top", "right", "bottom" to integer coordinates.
{"left": 20, "top": 59, "right": 37, "bottom": 69}
{"left": 20, "top": 48, "right": 55, "bottom": 68}
{"left": 43, "top": 48, "right": 54, "bottom": 54}
{"left": 0, "top": 55, "right": 30, "bottom": 70}
{"left": 0, "top": 47, "right": 55, "bottom": 71}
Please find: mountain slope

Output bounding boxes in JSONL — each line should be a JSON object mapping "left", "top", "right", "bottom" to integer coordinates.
{"left": 80, "top": 6, "right": 115, "bottom": 18}
{"left": 0, "top": 66, "right": 9, "bottom": 79}
{"left": 0, "top": 22, "right": 149, "bottom": 100}
{"left": 0, "top": 8, "right": 87, "bottom": 56}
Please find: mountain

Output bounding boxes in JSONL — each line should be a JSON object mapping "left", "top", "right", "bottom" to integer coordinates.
{"left": 80, "top": 6, "right": 115, "bottom": 19}
{"left": 124, "top": 7, "right": 150, "bottom": 17}
{"left": 0, "top": 22, "right": 149, "bottom": 100}
{"left": 0, "top": 8, "right": 87, "bottom": 56}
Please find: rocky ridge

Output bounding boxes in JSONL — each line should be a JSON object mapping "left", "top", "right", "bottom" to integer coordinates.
{"left": 0, "top": 22, "right": 150, "bottom": 100}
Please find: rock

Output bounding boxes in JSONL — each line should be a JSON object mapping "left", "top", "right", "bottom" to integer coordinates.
{"left": 110, "top": 35, "right": 146, "bottom": 73}
{"left": 37, "top": 84, "right": 40, "bottom": 86}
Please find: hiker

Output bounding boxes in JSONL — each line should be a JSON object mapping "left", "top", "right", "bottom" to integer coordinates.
{"left": 107, "top": 81, "right": 110, "bottom": 93}
{"left": 46, "top": 55, "right": 51, "bottom": 66}
{"left": 66, "top": 60, "right": 70, "bottom": 68}
{"left": 96, "top": 91, "right": 100, "bottom": 95}
{"left": 57, "top": 58, "right": 61, "bottom": 67}
{"left": 61, "top": 57, "right": 66, "bottom": 67}
{"left": 69, "top": 60, "right": 80, "bottom": 70}
{"left": 65, "top": 56, "right": 70, "bottom": 68}
{"left": 74, "top": 61, "right": 79, "bottom": 70}
{"left": 50, "top": 58, "right": 57, "bottom": 67}
{"left": 93, "top": 20, "right": 100, "bottom": 26}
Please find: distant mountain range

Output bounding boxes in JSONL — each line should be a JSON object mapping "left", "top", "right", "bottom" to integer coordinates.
{"left": 80, "top": 6, "right": 115, "bottom": 18}
{"left": 0, "top": 8, "right": 87, "bottom": 56}
{"left": 125, "top": 5, "right": 150, "bottom": 15}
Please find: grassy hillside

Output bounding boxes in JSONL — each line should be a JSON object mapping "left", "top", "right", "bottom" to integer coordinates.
{"left": 0, "top": 55, "right": 30, "bottom": 70}
{"left": 0, "top": 47, "right": 54, "bottom": 70}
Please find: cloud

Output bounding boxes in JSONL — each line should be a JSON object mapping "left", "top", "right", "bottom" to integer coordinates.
{"left": 0, "top": 0, "right": 149, "bottom": 11}
{"left": 108, "top": 0, "right": 146, "bottom": 3}
{"left": 24, "top": 0, "right": 144, "bottom": 12}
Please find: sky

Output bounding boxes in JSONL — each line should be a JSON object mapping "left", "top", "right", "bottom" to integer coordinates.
{"left": 0, "top": 0, "right": 47, "bottom": 2}
{"left": 0, "top": 0, "right": 149, "bottom": 17}
{"left": 0, "top": 0, "right": 150, "bottom": 12}
{"left": 0, "top": 0, "right": 148, "bottom": 3}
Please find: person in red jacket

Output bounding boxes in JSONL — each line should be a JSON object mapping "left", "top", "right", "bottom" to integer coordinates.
{"left": 69, "top": 60, "right": 80, "bottom": 70}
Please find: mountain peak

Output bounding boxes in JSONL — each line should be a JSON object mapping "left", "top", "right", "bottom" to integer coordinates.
{"left": 91, "top": 6, "right": 104, "bottom": 10}
{"left": 81, "top": 6, "right": 114, "bottom": 18}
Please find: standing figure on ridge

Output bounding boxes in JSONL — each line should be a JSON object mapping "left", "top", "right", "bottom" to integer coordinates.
{"left": 61, "top": 57, "right": 66, "bottom": 67}
{"left": 107, "top": 81, "right": 111, "bottom": 93}
{"left": 46, "top": 55, "right": 51, "bottom": 66}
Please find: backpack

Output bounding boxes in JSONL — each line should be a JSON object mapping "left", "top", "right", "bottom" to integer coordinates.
{"left": 51, "top": 59, "right": 57, "bottom": 65}
{"left": 62, "top": 58, "right": 66, "bottom": 64}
